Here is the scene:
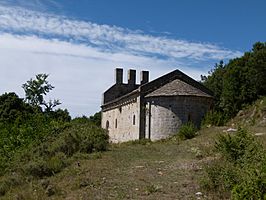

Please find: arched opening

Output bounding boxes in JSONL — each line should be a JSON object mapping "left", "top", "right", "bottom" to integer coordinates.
{"left": 115, "top": 119, "right": 117, "bottom": 128}
{"left": 106, "top": 120, "right": 109, "bottom": 129}
{"left": 133, "top": 115, "right": 136, "bottom": 125}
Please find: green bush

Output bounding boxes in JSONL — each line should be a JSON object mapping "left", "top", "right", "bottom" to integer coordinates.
{"left": 50, "top": 122, "right": 109, "bottom": 156}
{"left": 25, "top": 158, "right": 53, "bottom": 178}
{"left": 178, "top": 122, "right": 198, "bottom": 140}
{"left": 202, "top": 110, "right": 227, "bottom": 126}
{"left": 24, "top": 153, "right": 67, "bottom": 178}
{"left": 231, "top": 165, "right": 266, "bottom": 200}
{"left": 203, "top": 159, "right": 239, "bottom": 191}
{"left": 203, "top": 128, "right": 266, "bottom": 198}
{"left": 215, "top": 128, "right": 260, "bottom": 164}
{"left": 46, "top": 152, "right": 67, "bottom": 174}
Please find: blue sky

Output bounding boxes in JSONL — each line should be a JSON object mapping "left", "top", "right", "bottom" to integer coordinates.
{"left": 0, "top": 0, "right": 265, "bottom": 116}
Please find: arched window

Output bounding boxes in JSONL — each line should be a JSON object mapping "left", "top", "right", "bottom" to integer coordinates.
{"left": 115, "top": 119, "right": 117, "bottom": 128}
{"left": 133, "top": 115, "right": 136, "bottom": 125}
{"left": 106, "top": 120, "right": 109, "bottom": 129}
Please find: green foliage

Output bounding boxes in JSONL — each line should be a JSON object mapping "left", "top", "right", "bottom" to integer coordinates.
{"left": 0, "top": 119, "right": 109, "bottom": 196}
{"left": 50, "top": 122, "right": 109, "bottom": 156}
{"left": 24, "top": 152, "right": 67, "bottom": 178}
{"left": 0, "top": 76, "right": 71, "bottom": 174}
{"left": 89, "top": 111, "right": 101, "bottom": 126}
{"left": 202, "top": 110, "right": 226, "bottom": 126}
{"left": 145, "top": 184, "right": 161, "bottom": 195}
{"left": 215, "top": 128, "right": 259, "bottom": 163}
{"left": 47, "top": 108, "right": 71, "bottom": 122}
{"left": 178, "top": 122, "right": 198, "bottom": 140}
{"left": 73, "top": 112, "right": 101, "bottom": 127}
{"left": 0, "top": 113, "right": 54, "bottom": 168}
{"left": 0, "top": 74, "right": 109, "bottom": 196}
{"left": 203, "top": 128, "right": 266, "bottom": 199}
{"left": 0, "top": 92, "right": 36, "bottom": 123}
{"left": 201, "top": 60, "right": 226, "bottom": 110}
{"left": 202, "top": 42, "right": 266, "bottom": 119}
{"left": 231, "top": 164, "right": 266, "bottom": 200}
{"left": 22, "top": 73, "right": 60, "bottom": 112}
{"left": 203, "top": 159, "right": 239, "bottom": 191}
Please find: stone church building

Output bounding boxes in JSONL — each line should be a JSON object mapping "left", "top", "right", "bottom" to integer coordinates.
{"left": 101, "top": 68, "right": 213, "bottom": 143}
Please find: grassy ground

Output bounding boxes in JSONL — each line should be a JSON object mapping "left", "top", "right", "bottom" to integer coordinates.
{"left": 2, "top": 126, "right": 226, "bottom": 200}
{"left": 2, "top": 97, "right": 266, "bottom": 200}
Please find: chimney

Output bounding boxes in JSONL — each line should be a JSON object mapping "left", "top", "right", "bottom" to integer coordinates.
{"left": 128, "top": 69, "right": 136, "bottom": 85}
{"left": 140, "top": 71, "right": 149, "bottom": 84}
{"left": 115, "top": 68, "right": 123, "bottom": 84}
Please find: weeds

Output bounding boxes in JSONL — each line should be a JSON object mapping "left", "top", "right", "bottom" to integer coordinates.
{"left": 178, "top": 122, "right": 198, "bottom": 140}
{"left": 145, "top": 184, "right": 162, "bottom": 195}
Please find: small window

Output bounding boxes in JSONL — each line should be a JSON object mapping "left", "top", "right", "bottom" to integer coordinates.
{"left": 133, "top": 115, "right": 136, "bottom": 125}
{"left": 115, "top": 119, "right": 117, "bottom": 128}
{"left": 119, "top": 107, "right": 122, "bottom": 113}
{"left": 188, "top": 113, "right": 192, "bottom": 122}
{"left": 106, "top": 120, "right": 109, "bottom": 129}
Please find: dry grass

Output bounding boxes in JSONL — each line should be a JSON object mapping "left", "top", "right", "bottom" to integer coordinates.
{"left": 1, "top": 126, "right": 225, "bottom": 200}
{"left": 2, "top": 96, "right": 266, "bottom": 199}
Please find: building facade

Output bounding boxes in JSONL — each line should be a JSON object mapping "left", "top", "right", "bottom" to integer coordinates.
{"left": 101, "top": 68, "right": 213, "bottom": 143}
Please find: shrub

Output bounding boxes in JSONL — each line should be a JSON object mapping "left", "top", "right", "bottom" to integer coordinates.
{"left": 203, "top": 159, "right": 239, "bottom": 191}
{"left": 46, "top": 152, "right": 67, "bottom": 174}
{"left": 231, "top": 165, "right": 266, "bottom": 200}
{"left": 178, "top": 122, "right": 198, "bottom": 140}
{"left": 24, "top": 153, "right": 67, "bottom": 178}
{"left": 202, "top": 110, "right": 227, "bottom": 127}
{"left": 49, "top": 122, "right": 109, "bottom": 156}
{"left": 25, "top": 158, "right": 52, "bottom": 178}
{"left": 215, "top": 128, "right": 260, "bottom": 164}
{"left": 203, "top": 128, "right": 266, "bottom": 198}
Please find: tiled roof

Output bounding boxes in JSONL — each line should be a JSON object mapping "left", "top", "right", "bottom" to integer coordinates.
{"left": 145, "top": 79, "right": 212, "bottom": 98}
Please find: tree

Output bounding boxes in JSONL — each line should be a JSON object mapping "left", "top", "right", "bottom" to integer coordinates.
{"left": 201, "top": 60, "right": 225, "bottom": 111}
{"left": 22, "top": 74, "right": 61, "bottom": 112}
{"left": 202, "top": 42, "right": 266, "bottom": 120}
{"left": 0, "top": 92, "right": 35, "bottom": 123}
{"left": 89, "top": 111, "right": 101, "bottom": 126}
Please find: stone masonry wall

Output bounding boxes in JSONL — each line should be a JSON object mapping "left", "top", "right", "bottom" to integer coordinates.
{"left": 101, "top": 96, "right": 140, "bottom": 143}
{"left": 145, "top": 96, "right": 212, "bottom": 141}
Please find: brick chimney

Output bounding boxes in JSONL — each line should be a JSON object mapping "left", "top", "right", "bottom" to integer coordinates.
{"left": 140, "top": 70, "right": 149, "bottom": 85}
{"left": 128, "top": 69, "right": 136, "bottom": 85}
{"left": 115, "top": 68, "right": 123, "bottom": 84}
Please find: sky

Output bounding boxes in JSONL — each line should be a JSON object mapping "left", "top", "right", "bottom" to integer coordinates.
{"left": 0, "top": 0, "right": 265, "bottom": 117}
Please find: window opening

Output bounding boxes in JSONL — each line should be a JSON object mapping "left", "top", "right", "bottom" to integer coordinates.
{"left": 133, "top": 115, "right": 136, "bottom": 125}
{"left": 106, "top": 120, "right": 109, "bottom": 129}
{"left": 188, "top": 113, "right": 192, "bottom": 122}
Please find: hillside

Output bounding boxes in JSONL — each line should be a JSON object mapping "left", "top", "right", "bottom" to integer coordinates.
{"left": 1, "top": 97, "right": 266, "bottom": 200}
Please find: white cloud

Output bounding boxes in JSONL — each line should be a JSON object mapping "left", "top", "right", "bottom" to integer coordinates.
{"left": 0, "top": 5, "right": 242, "bottom": 62}
{"left": 0, "top": 4, "right": 243, "bottom": 117}
{"left": 0, "top": 34, "right": 207, "bottom": 117}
